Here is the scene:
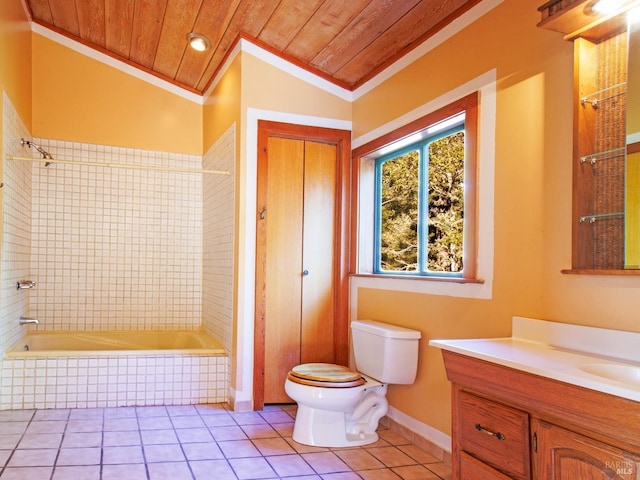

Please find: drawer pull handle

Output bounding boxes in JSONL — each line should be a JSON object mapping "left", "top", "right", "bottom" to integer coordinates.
{"left": 475, "top": 423, "right": 505, "bottom": 440}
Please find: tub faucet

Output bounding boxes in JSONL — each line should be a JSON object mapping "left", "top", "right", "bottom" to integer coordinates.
{"left": 19, "top": 316, "right": 39, "bottom": 325}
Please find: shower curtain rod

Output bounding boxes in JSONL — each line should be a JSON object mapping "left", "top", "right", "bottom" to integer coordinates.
{"left": 6, "top": 154, "right": 231, "bottom": 175}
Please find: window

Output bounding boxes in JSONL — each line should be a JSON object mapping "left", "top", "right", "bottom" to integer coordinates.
{"left": 375, "top": 117, "right": 465, "bottom": 276}
{"left": 352, "top": 92, "right": 478, "bottom": 281}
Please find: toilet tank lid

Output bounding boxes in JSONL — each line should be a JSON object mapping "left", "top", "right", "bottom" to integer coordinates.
{"left": 351, "top": 320, "right": 421, "bottom": 339}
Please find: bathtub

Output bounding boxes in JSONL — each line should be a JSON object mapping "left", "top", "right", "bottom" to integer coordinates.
{"left": 7, "top": 330, "right": 226, "bottom": 355}
{"left": 1, "top": 330, "right": 229, "bottom": 410}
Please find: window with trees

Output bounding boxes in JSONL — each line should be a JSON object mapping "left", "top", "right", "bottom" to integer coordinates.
{"left": 376, "top": 119, "right": 465, "bottom": 275}
{"left": 352, "top": 92, "right": 478, "bottom": 281}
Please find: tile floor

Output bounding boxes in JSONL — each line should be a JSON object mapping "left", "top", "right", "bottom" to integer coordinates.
{"left": 0, "top": 404, "right": 452, "bottom": 480}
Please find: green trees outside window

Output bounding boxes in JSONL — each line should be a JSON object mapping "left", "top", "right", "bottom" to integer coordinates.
{"left": 376, "top": 125, "right": 465, "bottom": 276}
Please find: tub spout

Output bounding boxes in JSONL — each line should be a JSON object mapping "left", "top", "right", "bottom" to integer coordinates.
{"left": 17, "top": 280, "right": 36, "bottom": 290}
{"left": 19, "top": 316, "right": 39, "bottom": 325}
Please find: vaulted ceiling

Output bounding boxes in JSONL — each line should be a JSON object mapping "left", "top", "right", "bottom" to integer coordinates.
{"left": 24, "top": 0, "right": 481, "bottom": 95}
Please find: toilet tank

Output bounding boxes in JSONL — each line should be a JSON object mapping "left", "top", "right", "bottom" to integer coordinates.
{"left": 351, "top": 320, "right": 421, "bottom": 384}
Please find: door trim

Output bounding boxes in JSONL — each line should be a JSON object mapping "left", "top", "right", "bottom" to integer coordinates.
{"left": 253, "top": 120, "right": 352, "bottom": 410}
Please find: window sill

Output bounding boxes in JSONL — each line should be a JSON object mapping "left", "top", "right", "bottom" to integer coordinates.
{"left": 350, "top": 273, "right": 484, "bottom": 284}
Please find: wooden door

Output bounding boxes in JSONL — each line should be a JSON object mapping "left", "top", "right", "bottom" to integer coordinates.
{"left": 254, "top": 121, "right": 351, "bottom": 409}
{"left": 533, "top": 419, "right": 640, "bottom": 480}
{"left": 300, "top": 140, "right": 336, "bottom": 364}
{"left": 262, "top": 137, "right": 305, "bottom": 404}
{"left": 259, "top": 137, "right": 338, "bottom": 404}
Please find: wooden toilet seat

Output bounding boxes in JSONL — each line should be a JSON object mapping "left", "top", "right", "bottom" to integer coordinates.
{"left": 287, "top": 363, "right": 365, "bottom": 388}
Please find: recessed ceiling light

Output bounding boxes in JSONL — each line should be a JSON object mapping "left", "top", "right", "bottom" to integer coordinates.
{"left": 187, "top": 32, "right": 211, "bottom": 52}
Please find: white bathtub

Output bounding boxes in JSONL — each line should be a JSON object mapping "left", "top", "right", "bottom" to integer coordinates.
{"left": 1, "top": 330, "right": 229, "bottom": 410}
{"left": 7, "top": 330, "right": 225, "bottom": 355}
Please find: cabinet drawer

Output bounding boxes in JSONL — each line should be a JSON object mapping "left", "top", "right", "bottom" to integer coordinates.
{"left": 460, "top": 452, "right": 515, "bottom": 480}
{"left": 458, "top": 391, "right": 530, "bottom": 480}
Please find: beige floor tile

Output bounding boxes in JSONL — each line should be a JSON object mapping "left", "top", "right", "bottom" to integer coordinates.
{"left": 176, "top": 427, "right": 214, "bottom": 443}
{"left": 242, "top": 423, "right": 279, "bottom": 439}
{"left": 136, "top": 406, "right": 169, "bottom": 418}
{"left": 253, "top": 437, "right": 297, "bottom": 456}
{"left": 144, "top": 443, "right": 186, "bottom": 463}
{"left": 140, "top": 428, "right": 179, "bottom": 445}
{"left": 65, "top": 419, "right": 103, "bottom": 432}
{"left": 25, "top": 421, "right": 66, "bottom": 434}
{"left": 7, "top": 448, "right": 58, "bottom": 467}
{"left": 68, "top": 408, "right": 104, "bottom": 420}
{"left": 396, "top": 444, "right": 440, "bottom": 464}
{"left": 102, "top": 463, "right": 149, "bottom": 480}
{"left": 33, "top": 410, "right": 70, "bottom": 421}
{"left": 147, "top": 461, "right": 193, "bottom": 480}
{"left": 425, "top": 462, "right": 453, "bottom": 480}
{"left": 228, "top": 456, "right": 277, "bottom": 479}
{"left": 51, "top": 465, "right": 100, "bottom": 480}
{"left": 61, "top": 432, "right": 102, "bottom": 448}
{"left": 138, "top": 416, "right": 173, "bottom": 430}
{"left": 190, "top": 459, "right": 237, "bottom": 480}
{"left": 301, "top": 452, "right": 350, "bottom": 474}
{"left": 0, "top": 466, "right": 54, "bottom": 480}
{"left": 366, "top": 446, "right": 418, "bottom": 467}
{"left": 218, "top": 439, "right": 261, "bottom": 458}
{"left": 377, "top": 430, "right": 412, "bottom": 446}
{"left": 357, "top": 468, "right": 403, "bottom": 479}
{"left": 0, "top": 424, "right": 27, "bottom": 436}
{"left": 0, "top": 411, "right": 35, "bottom": 422}
{"left": 103, "top": 417, "right": 139, "bottom": 432}
{"left": 102, "top": 445, "right": 144, "bottom": 464}
{"left": 321, "top": 473, "right": 362, "bottom": 479}
{"left": 17, "top": 433, "right": 62, "bottom": 449}
{"left": 182, "top": 441, "right": 225, "bottom": 461}
{"left": 335, "top": 448, "right": 386, "bottom": 470}
{"left": 103, "top": 430, "right": 141, "bottom": 447}
{"left": 393, "top": 464, "right": 441, "bottom": 479}
{"left": 56, "top": 447, "right": 101, "bottom": 465}
{"left": 210, "top": 425, "right": 249, "bottom": 441}
{"left": 171, "top": 415, "right": 205, "bottom": 429}
{"left": 266, "top": 454, "right": 316, "bottom": 477}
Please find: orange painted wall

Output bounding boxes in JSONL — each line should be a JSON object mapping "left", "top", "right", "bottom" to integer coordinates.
{"left": 203, "top": 55, "right": 241, "bottom": 152}
{"left": 240, "top": 52, "right": 352, "bottom": 122}
{"left": 353, "top": 0, "right": 640, "bottom": 437}
{"left": 0, "top": 0, "right": 32, "bottom": 143}
{"left": 31, "top": 34, "right": 202, "bottom": 155}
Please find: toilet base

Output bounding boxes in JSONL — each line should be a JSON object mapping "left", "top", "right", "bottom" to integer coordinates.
{"left": 292, "top": 404, "right": 379, "bottom": 447}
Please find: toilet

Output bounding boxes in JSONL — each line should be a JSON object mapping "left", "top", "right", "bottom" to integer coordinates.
{"left": 284, "top": 319, "right": 421, "bottom": 447}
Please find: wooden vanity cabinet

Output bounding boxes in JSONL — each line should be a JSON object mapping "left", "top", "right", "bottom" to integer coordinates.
{"left": 442, "top": 350, "right": 640, "bottom": 480}
{"left": 534, "top": 419, "right": 640, "bottom": 479}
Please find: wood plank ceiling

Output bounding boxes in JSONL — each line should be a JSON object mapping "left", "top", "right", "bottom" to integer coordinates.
{"left": 25, "top": 0, "right": 481, "bottom": 94}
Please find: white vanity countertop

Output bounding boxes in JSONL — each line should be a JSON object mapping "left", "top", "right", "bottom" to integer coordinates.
{"left": 429, "top": 317, "right": 640, "bottom": 403}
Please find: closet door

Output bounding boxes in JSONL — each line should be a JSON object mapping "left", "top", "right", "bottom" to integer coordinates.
{"left": 260, "top": 137, "right": 338, "bottom": 404}
{"left": 300, "top": 141, "right": 337, "bottom": 364}
{"left": 263, "top": 137, "right": 305, "bottom": 404}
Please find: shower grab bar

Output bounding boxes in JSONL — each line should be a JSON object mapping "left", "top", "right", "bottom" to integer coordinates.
{"left": 6, "top": 154, "right": 230, "bottom": 175}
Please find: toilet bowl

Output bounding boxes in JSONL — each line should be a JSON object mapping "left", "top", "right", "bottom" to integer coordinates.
{"left": 285, "top": 320, "right": 421, "bottom": 447}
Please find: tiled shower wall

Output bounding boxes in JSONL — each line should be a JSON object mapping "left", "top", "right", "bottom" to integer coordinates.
{"left": 28, "top": 140, "right": 203, "bottom": 331}
{"left": 202, "top": 125, "right": 235, "bottom": 356}
{"left": 1, "top": 93, "right": 34, "bottom": 354}
{"left": 2, "top": 94, "right": 237, "bottom": 342}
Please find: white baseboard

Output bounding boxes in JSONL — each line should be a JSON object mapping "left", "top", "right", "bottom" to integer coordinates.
{"left": 384, "top": 406, "right": 452, "bottom": 463}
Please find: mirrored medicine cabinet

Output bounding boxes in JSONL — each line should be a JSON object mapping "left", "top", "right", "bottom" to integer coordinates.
{"left": 538, "top": 0, "right": 640, "bottom": 274}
